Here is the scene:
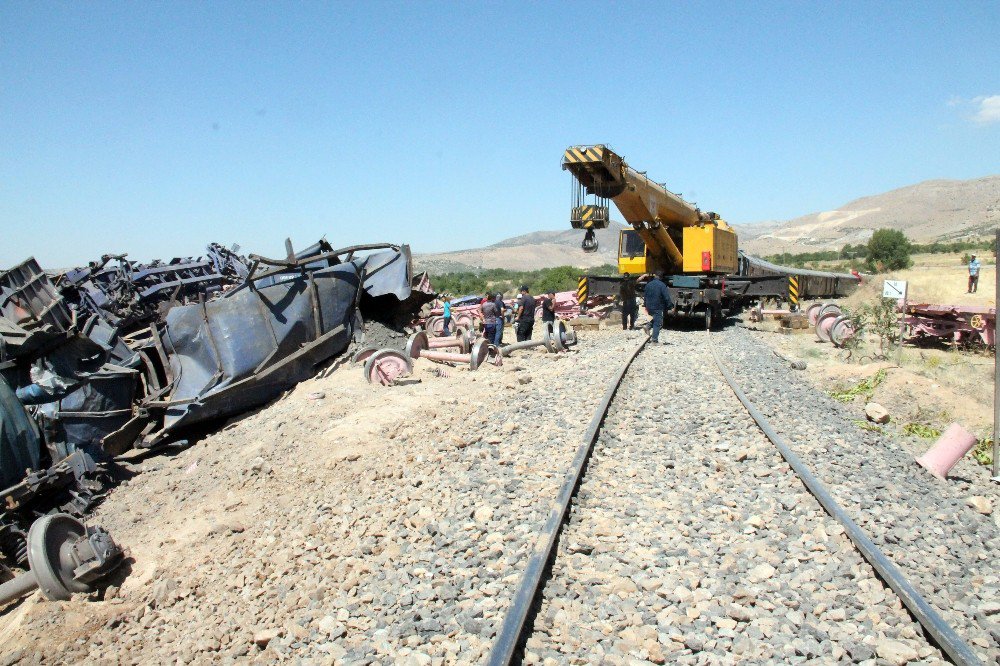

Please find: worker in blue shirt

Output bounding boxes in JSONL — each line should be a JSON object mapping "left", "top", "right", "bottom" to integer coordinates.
{"left": 643, "top": 272, "right": 673, "bottom": 344}
{"left": 442, "top": 298, "right": 452, "bottom": 335}
{"left": 968, "top": 254, "right": 981, "bottom": 294}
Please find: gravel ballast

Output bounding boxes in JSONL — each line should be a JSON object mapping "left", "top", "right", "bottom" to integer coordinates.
{"left": 1, "top": 322, "right": 996, "bottom": 665}
{"left": 528, "top": 332, "right": 971, "bottom": 664}
{"left": 0, "top": 329, "right": 640, "bottom": 664}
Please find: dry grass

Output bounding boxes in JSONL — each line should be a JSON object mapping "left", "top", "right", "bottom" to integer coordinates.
{"left": 841, "top": 253, "right": 995, "bottom": 311}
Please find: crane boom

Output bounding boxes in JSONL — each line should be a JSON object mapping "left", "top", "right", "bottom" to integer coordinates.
{"left": 563, "top": 144, "right": 736, "bottom": 276}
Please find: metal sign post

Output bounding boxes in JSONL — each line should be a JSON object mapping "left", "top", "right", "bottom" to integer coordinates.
{"left": 884, "top": 280, "right": 908, "bottom": 366}
{"left": 993, "top": 230, "right": 998, "bottom": 480}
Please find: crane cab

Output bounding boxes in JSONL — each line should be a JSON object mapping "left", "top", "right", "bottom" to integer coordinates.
{"left": 618, "top": 224, "right": 737, "bottom": 276}
{"left": 618, "top": 229, "right": 649, "bottom": 275}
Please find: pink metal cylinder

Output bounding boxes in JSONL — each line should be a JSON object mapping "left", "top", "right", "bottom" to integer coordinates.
{"left": 915, "top": 423, "right": 978, "bottom": 480}
{"left": 421, "top": 349, "right": 468, "bottom": 364}
{"left": 427, "top": 328, "right": 470, "bottom": 352}
{"left": 427, "top": 337, "right": 462, "bottom": 349}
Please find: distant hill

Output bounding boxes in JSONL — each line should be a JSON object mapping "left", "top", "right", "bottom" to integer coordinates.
{"left": 414, "top": 222, "right": 628, "bottom": 273}
{"left": 415, "top": 176, "right": 1000, "bottom": 272}
{"left": 736, "top": 176, "right": 1000, "bottom": 256}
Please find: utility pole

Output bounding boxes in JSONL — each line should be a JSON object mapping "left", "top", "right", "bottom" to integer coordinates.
{"left": 993, "top": 228, "right": 998, "bottom": 479}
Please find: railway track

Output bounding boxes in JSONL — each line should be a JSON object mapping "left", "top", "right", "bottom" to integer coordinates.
{"left": 487, "top": 328, "right": 986, "bottom": 665}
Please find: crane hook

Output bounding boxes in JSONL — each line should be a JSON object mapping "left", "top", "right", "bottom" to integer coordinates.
{"left": 581, "top": 229, "right": 598, "bottom": 253}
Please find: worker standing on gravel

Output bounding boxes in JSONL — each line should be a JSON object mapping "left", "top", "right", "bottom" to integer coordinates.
{"left": 515, "top": 285, "right": 536, "bottom": 342}
{"left": 968, "top": 254, "right": 981, "bottom": 293}
{"left": 481, "top": 294, "right": 499, "bottom": 346}
{"left": 442, "top": 297, "right": 452, "bottom": 335}
{"left": 493, "top": 292, "right": 506, "bottom": 345}
{"left": 619, "top": 273, "right": 637, "bottom": 330}
{"left": 643, "top": 272, "right": 673, "bottom": 344}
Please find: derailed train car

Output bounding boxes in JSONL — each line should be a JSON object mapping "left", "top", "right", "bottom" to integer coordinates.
{"left": 0, "top": 239, "right": 433, "bottom": 566}
{"left": 737, "top": 252, "right": 860, "bottom": 301}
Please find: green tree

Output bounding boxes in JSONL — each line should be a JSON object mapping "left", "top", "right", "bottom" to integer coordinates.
{"left": 865, "top": 229, "right": 912, "bottom": 272}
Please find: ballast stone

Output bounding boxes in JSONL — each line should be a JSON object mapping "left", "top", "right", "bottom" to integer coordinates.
{"left": 876, "top": 638, "right": 919, "bottom": 665}
{"left": 864, "top": 402, "right": 890, "bottom": 424}
{"left": 966, "top": 496, "right": 993, "bottom": 515}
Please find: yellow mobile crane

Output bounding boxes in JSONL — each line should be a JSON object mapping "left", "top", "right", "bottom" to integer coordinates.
{"left": 563, "top": 144, "right": 861, "bottom": 324}
{"left": 563, "top": 144, "right": 740, "bottom": 326}
{"left": 563, "top": 144, "right": 737, "bottom": 274}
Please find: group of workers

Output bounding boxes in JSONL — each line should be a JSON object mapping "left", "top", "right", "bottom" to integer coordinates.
{"left": 619, "top": 271, "right": 673, "bottom": 344}
{"left": 438, "top": 286, "right": 558, "bottom": 346}
{"left": 437, "top": 275, "right": 675, "bottom": 346}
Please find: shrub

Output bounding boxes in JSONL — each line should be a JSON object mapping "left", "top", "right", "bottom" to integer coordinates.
{"left": 852, "top": 297, "right": 901, "bottom": 358}
{"left": 865, "top": 229, "right": 912, "bottom": 272}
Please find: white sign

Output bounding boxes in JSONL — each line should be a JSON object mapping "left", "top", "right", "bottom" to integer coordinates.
{"left": 882, "top": 280, "right": 908, "bottom": 299}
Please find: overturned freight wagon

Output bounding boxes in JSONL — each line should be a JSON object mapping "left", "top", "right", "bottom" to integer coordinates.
{"left": 0, "top": 239, "right": 433, "bottom": 566}
{"left": 136, "top": 244, "right": 417, "bottom": 442}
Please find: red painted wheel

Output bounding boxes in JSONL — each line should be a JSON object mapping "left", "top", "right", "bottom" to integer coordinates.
{"left": 818, "top": 303, "right": 842, "bottom": 321}
{"left": 364, "top": 349, "right": 412, "bottom": 386}
{"left": 830, "top": 316, "right": 855, "bottom": 347}
{"left": 806, "top": 303, "right": 825, "bottom": 327}
{"left": 405, "top": 331, "right": 429, "bottom": 359}
{"left": 470, "top": 340, "right": 489, "bottom": 370}
{"left": 454, "top": 326, "right": 472, "bottom": 353}
{"left": 351, "top": 346, "right": 379, "bottom": 365}
{"left": 426, "top": 316, "right": 445, "bottom": 337}
{"left": 816, "top": 311, "right": 840, "bottom": 342}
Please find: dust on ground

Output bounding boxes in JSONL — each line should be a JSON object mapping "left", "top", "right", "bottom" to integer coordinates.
{"left": 0, "top": 326, "right": 636, "bottom": 662}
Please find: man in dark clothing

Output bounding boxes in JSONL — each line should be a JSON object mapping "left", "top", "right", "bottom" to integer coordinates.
{"left": 493, "top": 292, "right": 506, "bottom": 346}
{"left": 481, "top": 293, "right": 499, "bottom": 345}
{"left": 540, "top": 292, "right": 556, "bottom": 324}
{"left": 515, "top": 285, "right": 536, "bottom": 342}
{"left": 619, "top": 273, "right": 637, "bottom": 330}
{"left": 643, "top": 272, "right": 673, "bottom": 344}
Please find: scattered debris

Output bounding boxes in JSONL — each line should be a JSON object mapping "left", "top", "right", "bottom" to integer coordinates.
{"left": 0, "top": 513, "right": 122, "bottom": 606}
{"left": 500, "top": 321, "right": 574, "bottom": 357}
{"left": 809, "top": 303, "right": 856, "bottom": 348}
{"left": 915, "top": 423, "right": 979, "bottom": 480}
{"left": 902, "top": 303, "right": 995, "bottom": 348}
{"left": 363, "top": 349, "right": 412, "bottom": 386}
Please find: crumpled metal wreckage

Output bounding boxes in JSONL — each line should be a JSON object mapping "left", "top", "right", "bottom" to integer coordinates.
{"left": 0, "top": 239, "right": 432, "bottom": 566}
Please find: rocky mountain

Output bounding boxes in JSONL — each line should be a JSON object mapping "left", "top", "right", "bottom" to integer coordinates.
{"left": 736, "top": 176, "right": 1000, "bottom": 256}
{"left": 414, "top": 176, "right": 1000, "bottom": 272}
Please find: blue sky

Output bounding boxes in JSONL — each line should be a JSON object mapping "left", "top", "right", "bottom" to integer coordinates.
{"left": 2, "top": 2, "right": 998, "bottom": 267}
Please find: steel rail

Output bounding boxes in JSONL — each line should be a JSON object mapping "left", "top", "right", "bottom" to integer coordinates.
{"left": 707, "top": 333, "right": 983, "bottom": 666}
{"left": 486, "top": 335, "right": 649, "bottom": 666}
